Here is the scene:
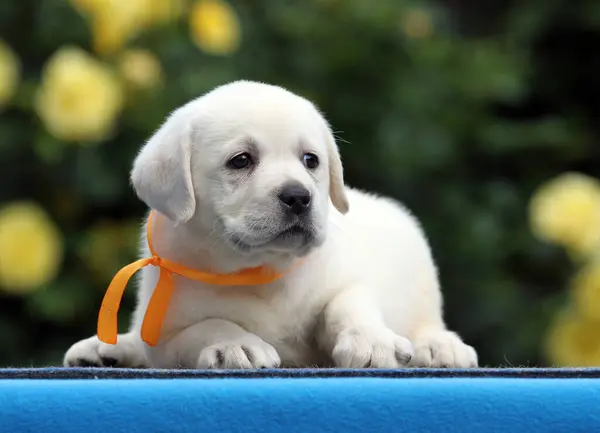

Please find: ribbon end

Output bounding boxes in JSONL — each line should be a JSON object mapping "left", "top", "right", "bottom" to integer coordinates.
{"left": 140, "top": 268, "right": 174, "bottom": 348}
{"left": 141, "top": 320, "right": 160, "bottom": 347}
{"left": 97, "top": 330, "right": 117, "bottom": 345}
{"left": 96, "top": 257, "right": 153, "bottom": 347}
{"left": 141, "top": 334, "right": 158, "bottom": 347}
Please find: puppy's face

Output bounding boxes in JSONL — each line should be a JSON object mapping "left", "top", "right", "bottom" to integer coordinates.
{"left": 131, "top": 81, "right": 348, "bottom": 259}
{"left": 198, "top": 107, "right": 330, "bottom": 256}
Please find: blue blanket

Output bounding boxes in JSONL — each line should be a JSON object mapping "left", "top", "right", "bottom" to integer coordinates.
{"left": 1, "top": 368, "right": 599, "bottom": 432}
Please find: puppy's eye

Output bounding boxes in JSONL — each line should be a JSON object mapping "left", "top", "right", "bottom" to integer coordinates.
{"left": 303, "top": 153, "right": 319, "bottom": 169}
{"left": 228, "top": 153, "right": 253, "bottom": 170}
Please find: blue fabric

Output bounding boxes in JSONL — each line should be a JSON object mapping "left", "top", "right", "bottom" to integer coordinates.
{"left": 1, "top": 368, "right": 600, "bottom": 432}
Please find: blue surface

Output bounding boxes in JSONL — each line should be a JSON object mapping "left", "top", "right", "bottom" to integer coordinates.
{"left": 1, "top": 369, "right": 600, "bottom": 432}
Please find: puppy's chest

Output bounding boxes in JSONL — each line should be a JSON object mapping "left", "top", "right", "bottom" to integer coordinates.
{"left": 164, "top": 277, "right": 323, "bottom": 343}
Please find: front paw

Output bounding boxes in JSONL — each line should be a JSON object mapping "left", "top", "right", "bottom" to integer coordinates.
{"left": 197, "top": 336, "right": 281, "bottom": 369}
{"left": 332, "top": 328, "right": 413, "bottom": 368}
{"left": 411, "top": 330, "right": 478, "bottom": 368}
{"left": 63, "top": 334, "right": 148, "bottom": 368}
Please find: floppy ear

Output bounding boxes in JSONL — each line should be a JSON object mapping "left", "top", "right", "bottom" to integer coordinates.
{"left": 130, "top": 108, "right": 196, "bottom": 224}
{"left": 323, "top": 122, "right": 349, "bottom": 214}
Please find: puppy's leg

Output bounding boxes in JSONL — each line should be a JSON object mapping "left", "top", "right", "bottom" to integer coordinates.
{"left": 150, "top": 319, "right": 281, "bottom": 369}
{"left": 63, "top": 332, "right": 148, "bottom": 368}
{"left": 408, "top": 281, "right": 478, "bottom": 368}
{"left": 317, "top": 286, "right": 414, "bottom": 368}
{"left": 409, "top": 327, "right": 478, "bottom": 368}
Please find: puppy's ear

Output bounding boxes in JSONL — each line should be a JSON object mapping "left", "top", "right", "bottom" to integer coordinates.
{"left": 130, "top": 108, "right": 196, "bottom": 224}
{"left": 323, "top": 121, "right": 349, "bottom": 214}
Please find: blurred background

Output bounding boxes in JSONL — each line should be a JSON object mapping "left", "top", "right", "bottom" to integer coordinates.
{"left": 0, "top": 0, "right": 599, "bottom": 368}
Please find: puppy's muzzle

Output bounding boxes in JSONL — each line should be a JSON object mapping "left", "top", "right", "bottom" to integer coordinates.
{"left": 278, "top": 183, "right": 311, "bottom": 216}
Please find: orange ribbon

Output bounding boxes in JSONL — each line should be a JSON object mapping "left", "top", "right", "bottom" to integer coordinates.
{"left": 97, "top": 211, "right": 290, "bottom": 347}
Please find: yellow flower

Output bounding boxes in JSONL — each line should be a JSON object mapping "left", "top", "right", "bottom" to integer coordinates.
{"left": 90, "top": 0, "right": 148, "bottom": 56}
{"left": 402, "top": 9, "right": 434, "bottom": 39}
{"left": 118, "top": 49, "right": 164, "bottom": 90}
{"left": 571, "top": 259, "right": 600, "bottom": 321}
{"left": 0, "top": 40, "right": 20, "bottom": 108}
{"left": 71, "top": 0, "right": 184, "bottom": 55}
{"left": 35, "top": 46, "right": 124, "bottom": 142}
{"left": 77, "top": 220, "right": 140, "bottom": 282}
{"left": 190, "top": 0, "right": 241, "bottom": 56}
{"left": 0, "top": 202, "right": 63, "bottom": 293}
{"left": 545, "top": 308, "right": 600, "bottom": 366}
{"left": 529, "top": 172, "right": 600, "bottom": 257}
{"left": 142, "top": 0, "right": 185, "bottom": 26}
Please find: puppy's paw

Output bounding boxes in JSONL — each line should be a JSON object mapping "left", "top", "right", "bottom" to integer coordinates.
{"left": 63, "top": 334, "right": 148, "bottom": 368}
{"left": 411, "top": 330, "right": 478, "bottom": 368}
{"left": 197, "top": 336, "right": 281, "bottom": 369}
{"left": 332, "top": 328, "right": 413, "bottom": 368}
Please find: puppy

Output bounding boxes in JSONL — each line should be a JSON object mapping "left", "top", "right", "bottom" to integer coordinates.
{"left": 64, "top": 80, "right": 478, "bottom": 369}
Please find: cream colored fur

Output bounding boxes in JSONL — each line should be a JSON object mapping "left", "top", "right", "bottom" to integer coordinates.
{"left": 64, "top": 81, "right": 477, "bottom": 369}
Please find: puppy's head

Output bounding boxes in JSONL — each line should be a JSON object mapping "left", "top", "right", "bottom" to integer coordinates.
{"left": 130, "top": 81, "right": 348, "bottom": 258}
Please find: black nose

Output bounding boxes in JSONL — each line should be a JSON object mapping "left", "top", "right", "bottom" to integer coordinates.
{"left": 278, "top": 184, "right": 311, "bottom": 215}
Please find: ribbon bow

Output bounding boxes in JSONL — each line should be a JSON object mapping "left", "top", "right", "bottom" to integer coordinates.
{"left": 97, "top": 211, "right": 289, "bottom": 347}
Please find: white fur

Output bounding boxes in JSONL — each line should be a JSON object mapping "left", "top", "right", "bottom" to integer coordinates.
{"left": 64, "top": 81, "right": 477, "bottom": 369}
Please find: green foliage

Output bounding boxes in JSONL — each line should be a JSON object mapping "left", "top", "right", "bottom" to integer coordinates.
{"left": 0, "top": 0, "right": 598, "bottom": 367}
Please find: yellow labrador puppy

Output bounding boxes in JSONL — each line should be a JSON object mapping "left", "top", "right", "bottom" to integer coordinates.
{"left": 64, "top": 81, "right": 477, "bottom": 369}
